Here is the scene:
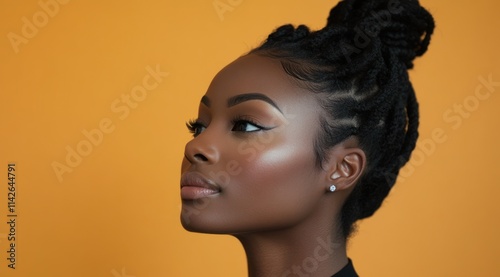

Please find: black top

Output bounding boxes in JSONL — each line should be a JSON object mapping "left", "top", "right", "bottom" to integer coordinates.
{"left": 332, "top": 259, "right": 358, "bottom": 277}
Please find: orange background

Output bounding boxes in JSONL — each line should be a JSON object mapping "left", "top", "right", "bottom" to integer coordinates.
{"left": 1, "top": 0, "right": 499, "bottom": 276}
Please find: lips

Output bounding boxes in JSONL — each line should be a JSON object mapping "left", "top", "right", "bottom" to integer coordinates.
{"left": 180, "top": 172, "right": 221, "bottom": 200}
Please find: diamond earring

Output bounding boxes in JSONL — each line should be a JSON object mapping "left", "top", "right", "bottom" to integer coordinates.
{"left": 329, "top": 185, "right": 337, "bottom": 192}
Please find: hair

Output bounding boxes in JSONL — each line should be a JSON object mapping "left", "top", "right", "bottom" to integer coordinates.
{"left": 250, "top": 0, "right": 435, "bottom": 238}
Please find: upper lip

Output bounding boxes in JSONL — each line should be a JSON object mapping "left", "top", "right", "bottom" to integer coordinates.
{"left": 180, "top": 171, "right": 221, "bottom": 192}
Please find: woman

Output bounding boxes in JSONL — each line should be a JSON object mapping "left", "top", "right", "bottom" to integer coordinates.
{"left": 180, "top": 0, "right": 434, "bottom": 276}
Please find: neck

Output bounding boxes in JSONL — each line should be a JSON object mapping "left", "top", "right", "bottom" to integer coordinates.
{"left": 235, "top": 226, "right": 348, "bottom": 277}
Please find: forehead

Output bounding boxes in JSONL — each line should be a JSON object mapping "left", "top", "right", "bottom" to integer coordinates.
{"left": 205, "top": 54, "right": 316, "bottom": 109}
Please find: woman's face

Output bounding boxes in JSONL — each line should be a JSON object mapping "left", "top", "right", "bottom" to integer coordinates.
{"left": 181, "top": 54, "right": 328, "bottom": 234}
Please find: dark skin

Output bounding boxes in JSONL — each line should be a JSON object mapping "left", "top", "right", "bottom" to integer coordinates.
{"left": 181, "top": 54, "right": 366, "bottom": 277}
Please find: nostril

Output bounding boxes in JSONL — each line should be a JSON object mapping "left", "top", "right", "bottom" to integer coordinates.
{"left": 194, "top": 153, "right": 209, "bottom": 162}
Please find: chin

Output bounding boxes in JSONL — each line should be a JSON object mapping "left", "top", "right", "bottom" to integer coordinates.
{"left": 180, "top": 208, "right": 230, "bottom": 234}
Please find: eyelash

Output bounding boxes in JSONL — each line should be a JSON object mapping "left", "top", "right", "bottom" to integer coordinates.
{"left": 186, "top": 119, "right": 205, "bottom": 137}
{"left": 186, "top": 116, "right": 270, "bottom": 137}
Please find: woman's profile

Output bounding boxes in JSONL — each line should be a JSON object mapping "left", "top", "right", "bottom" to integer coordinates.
{"left": 180, "top": 0, "right": 435, "bottom": 276}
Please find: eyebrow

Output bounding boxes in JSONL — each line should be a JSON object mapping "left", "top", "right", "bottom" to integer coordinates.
{"left": 228, "top": 93, "right": 282, "bottom": 113}
{"left": 200, "top": 93, "right": 283, "bottom": 114}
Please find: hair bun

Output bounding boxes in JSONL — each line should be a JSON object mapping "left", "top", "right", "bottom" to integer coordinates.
{"left": 326, "top": 0, "right": 434, "bottom": 68}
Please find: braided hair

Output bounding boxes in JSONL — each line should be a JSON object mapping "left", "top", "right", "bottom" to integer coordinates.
{"left": 250, "top": 0, "right": 435, "bottom": 238}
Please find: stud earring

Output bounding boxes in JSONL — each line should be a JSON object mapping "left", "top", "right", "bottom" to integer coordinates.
{"left": 328, "top": 184, "right": 337, "bottom": 192}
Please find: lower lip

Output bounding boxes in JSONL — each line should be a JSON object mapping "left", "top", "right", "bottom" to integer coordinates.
{"left": 181, "top": 186, "right": 220, "bottom": 200}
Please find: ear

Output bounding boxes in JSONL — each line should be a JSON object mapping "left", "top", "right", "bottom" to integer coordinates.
{"left": 325, "top": 143, "right": 366, "bottom": 192}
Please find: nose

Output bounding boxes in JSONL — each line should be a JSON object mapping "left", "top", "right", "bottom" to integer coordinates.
{"left": 184, "top": 133, "right": 220, "bottom": 165}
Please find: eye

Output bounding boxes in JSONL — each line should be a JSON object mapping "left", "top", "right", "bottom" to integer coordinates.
{"left": 231, "top": 118, "right": 269, "bottom": 133}
{"left": 186, "top": 120, "right": 206, "bottom": 137}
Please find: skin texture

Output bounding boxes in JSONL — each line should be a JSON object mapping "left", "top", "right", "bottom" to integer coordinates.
{"left": 181, "top": 54, "right": 366, "bottom": 277}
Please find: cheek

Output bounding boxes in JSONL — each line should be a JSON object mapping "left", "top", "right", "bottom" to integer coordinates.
{"left": 225, "top": 134, "right": 322, "bottom": 228}
{"left": 241, "top": 144, "right": 312, "bottom": 181}
{"left": 237, "top": 142, "right": 318, "bottom": 198}
{"left": 240, "top": 124, "right": 319, "bottom": 188}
